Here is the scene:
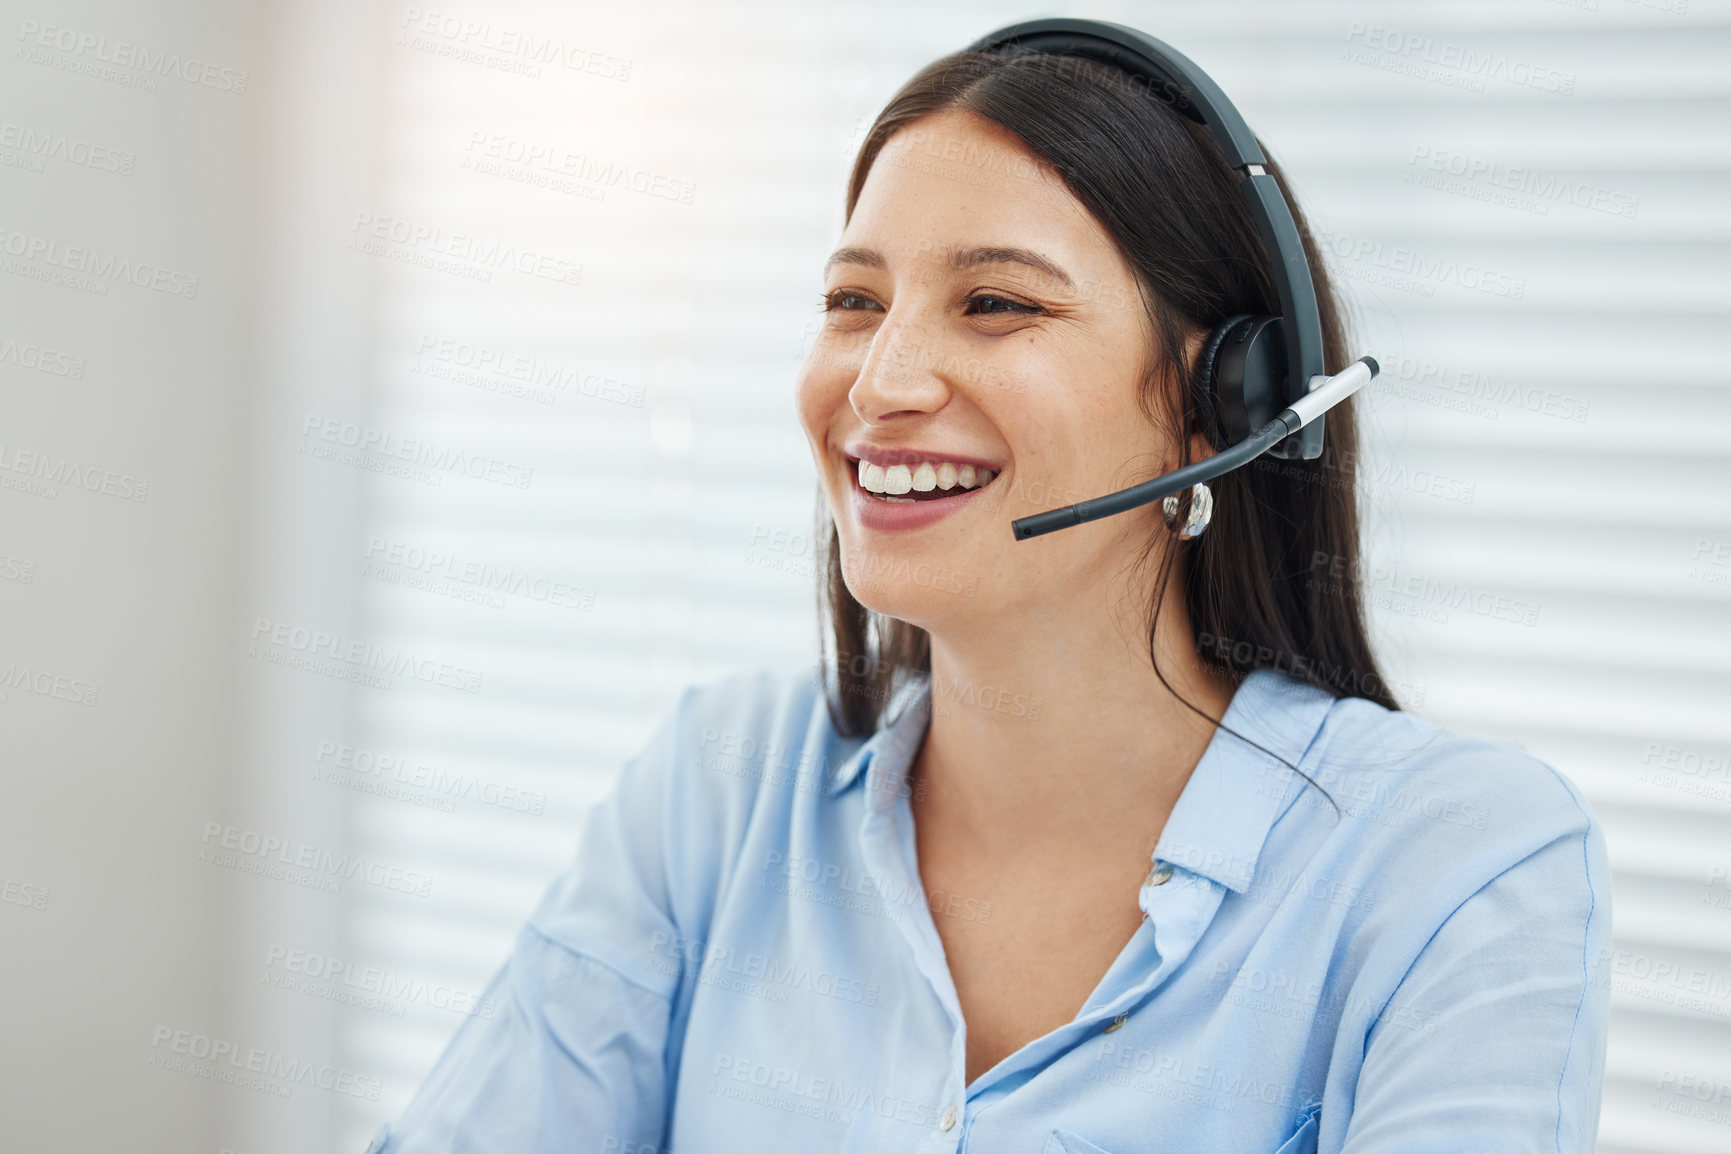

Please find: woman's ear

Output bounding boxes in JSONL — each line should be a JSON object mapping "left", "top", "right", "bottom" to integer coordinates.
{"left": 1181, "top": 327, "right": 1206, "bottom": 377}
{"left": 1178, "top": 327, "right": 1216, "bottom": 467}
{"left": 1186, "top": 427, "right": 1217, "bottom": 466}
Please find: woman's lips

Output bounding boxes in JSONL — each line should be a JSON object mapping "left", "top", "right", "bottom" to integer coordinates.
{"left": 846, "top": 455, "right": 998, "bottom": 532}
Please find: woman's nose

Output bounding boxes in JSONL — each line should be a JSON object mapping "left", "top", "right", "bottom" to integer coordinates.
{"left": 848, "top": 309, "right": 953, "bottom": 423}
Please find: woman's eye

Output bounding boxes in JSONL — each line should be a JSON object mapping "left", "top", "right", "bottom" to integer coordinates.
{"left": 823, "top": 291, "right": 880, "bottom": 313}
{"left": 965, "top": 294, "right": 1039, "bottom": 316}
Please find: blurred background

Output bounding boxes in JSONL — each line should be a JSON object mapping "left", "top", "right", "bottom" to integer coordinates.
{"left": 1, "top": 1, "right": 1727, "bottom": 1151}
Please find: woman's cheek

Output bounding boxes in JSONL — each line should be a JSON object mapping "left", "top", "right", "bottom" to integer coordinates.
{"left": 793, "top": 369, "right": 837, "bottom": 456}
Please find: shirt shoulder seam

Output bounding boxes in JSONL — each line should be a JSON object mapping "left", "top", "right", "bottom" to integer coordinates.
{"left": 1547, "top": 773, "right": 1598, "bottom": 1154}
{"left": 1355, "top": 797, "right": 1595, "bottom": 1132}
{"left": 521, "top": 919, "right": 676, "bottom": 1003}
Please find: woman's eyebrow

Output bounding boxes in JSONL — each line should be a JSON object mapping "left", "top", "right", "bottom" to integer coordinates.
{"left": 950, "top": 246, "right": 1074, "bottom": 290}
{"left": 823, "top": 246, "right": 886, "bottom": 276}
{"left": 823, "top": 244, "right": 1074, "bottom": 290}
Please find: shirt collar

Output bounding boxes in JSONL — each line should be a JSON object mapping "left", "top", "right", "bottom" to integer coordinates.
{"left": 1153, "top": 668, "right": 1337, "bottom": 892}
{"left": 823, "top": 666, "right": 1338, "bottom": 893}
{"left": 824, "top": 671, "right": 932, "bottom": 799}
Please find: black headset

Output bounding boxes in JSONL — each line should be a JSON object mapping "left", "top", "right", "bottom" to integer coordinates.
{"left": 963, "top": 20, "right": 1374, "bottom": 540}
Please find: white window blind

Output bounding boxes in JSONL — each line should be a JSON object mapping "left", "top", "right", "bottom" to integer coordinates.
{"left": 323, "top": 4, "right": 1731, "bottom": 1152}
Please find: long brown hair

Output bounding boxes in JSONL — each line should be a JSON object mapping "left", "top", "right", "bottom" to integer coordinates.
{"left": 817, "top": 46, "right": 1398, "bottom": 739}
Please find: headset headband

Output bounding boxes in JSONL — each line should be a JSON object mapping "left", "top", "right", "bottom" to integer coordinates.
{"left": 966, "top": 18, "right": 1327, "bottom": 460}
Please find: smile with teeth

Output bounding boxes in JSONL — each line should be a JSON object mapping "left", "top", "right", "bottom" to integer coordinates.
{"left": 855, "top": 459, "right": 997, "bottom": 503}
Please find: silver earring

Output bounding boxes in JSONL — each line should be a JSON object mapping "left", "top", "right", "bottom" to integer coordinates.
{"left": 1162, "top": 482, "right": 1213, "bottom": 540}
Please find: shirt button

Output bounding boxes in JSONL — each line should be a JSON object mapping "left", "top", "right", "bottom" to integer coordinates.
{"left": 1103, "top": 1013, "right": 1129, "bottom": 1033}
{"left": 940, "top": 1105, "right": 959, "bottom": 1131}
{"left": 1145, "top": 863, "right": 1173, "bottom": 888}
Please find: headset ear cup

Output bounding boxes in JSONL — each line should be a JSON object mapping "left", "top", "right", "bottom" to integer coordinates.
{"left": 1195, "top": 314, "right": 1253, "bottom": 448}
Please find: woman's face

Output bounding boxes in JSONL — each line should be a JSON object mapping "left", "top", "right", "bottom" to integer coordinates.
{"left": 797, "top": 107, "right": 1183, "bottom": 634}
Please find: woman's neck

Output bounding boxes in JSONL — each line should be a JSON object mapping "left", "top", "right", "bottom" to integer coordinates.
{"left": 908, "top": 578, "right": 1236, "bottom": 861}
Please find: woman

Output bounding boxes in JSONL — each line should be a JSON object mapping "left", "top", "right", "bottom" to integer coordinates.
{"left": 372, "top": 30, "right": 1610, "bottom": 1154}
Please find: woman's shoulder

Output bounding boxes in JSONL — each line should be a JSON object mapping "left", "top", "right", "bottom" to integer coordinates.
{"left": 1292, "top": 684, "right": 1608, "bottom": 910}
{"left": 555, "top": 664, "right": 861, "bottom": 936}
{"left": 646, "top": 661, "right": 864, "bottom": 804}
{"left": 1309, "top": 690, "right": 1596, "bottom": 834}
{"left": 671, "top": 658, "right": 844, "bottom": 746}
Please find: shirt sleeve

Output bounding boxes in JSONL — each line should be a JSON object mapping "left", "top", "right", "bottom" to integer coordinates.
{"left": 1338, "top": 789, "right": 1612, "bottom": 1154}
{"left": 374, "top": 691, "right": 695, "bottom": 1154}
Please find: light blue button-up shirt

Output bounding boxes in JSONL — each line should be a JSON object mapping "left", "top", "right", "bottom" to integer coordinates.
{"left": 371, "top": 664, "right": 1610, "bottom": 1154}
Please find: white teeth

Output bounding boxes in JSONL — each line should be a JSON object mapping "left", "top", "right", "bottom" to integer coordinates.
{"left": 853, "top": 456, "right": 999, "bottom": 496}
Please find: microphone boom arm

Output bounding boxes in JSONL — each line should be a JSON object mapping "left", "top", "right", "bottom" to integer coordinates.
{"left": 1010, "top": 357, "right": 1379, "bottom": 541}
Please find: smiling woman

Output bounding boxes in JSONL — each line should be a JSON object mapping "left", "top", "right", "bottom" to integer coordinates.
{"left": 370, "top": 21, "right": 1611, "bottom": 1154}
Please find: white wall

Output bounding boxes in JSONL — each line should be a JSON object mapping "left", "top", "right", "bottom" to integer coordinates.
{"left": 0, "top": 1, "right": 263, "bottom": 1151}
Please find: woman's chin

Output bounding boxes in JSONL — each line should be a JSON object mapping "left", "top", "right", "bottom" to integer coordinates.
{"left": 841, "top": 567, "right": 981, "bottom": 629}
